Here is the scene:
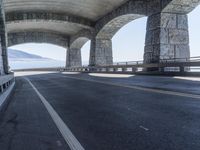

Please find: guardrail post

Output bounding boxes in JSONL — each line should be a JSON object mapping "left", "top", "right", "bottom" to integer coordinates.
{"left": 122, "top": 67, "right": 127, "bottom": 72}
{"left": 159, "top": 67, "right": 165, "bottom": 72}
{"left": 132, "top": 67, "right": 136, "bottom": 73}
{"left": 180, "top": 66, "right": 185, "bottom": 73}
{"left": 0, "top": 85, "right": 3, "bottom": 93}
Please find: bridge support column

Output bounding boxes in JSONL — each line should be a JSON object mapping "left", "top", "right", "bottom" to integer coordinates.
{"left": 89, "top": 38, "right": 113, "bottom": 66}
{"left": 66, "top": 48, "right": 82, "bottom": 68}
{"left": 0, "top": 3, "right": 8, "bottom": 74}
{"left": 144, "top": 13, "right": 190, "bottom": 64}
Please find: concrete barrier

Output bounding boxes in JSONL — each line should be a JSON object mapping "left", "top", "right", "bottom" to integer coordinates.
{"left": 13, "top": 67, "right": 65, "bottom": 72}
{"left": 0, "top": 73, "right": 15, "bottom": 112}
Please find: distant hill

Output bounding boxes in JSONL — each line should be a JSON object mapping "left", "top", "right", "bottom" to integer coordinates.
{"left": 8, "top": 49, "right": 50, "bottom": 60}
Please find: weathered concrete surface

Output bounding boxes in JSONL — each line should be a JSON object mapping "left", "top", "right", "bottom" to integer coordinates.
{"left": 70, "top": 29, "right": 92, "bottom": 47}
{"left": 6, "top": 12, "right": 93, "bottom": 39}
{"left": 96, "top": 14, "right": 143, "bottom": 39}
{"left": 3, "top": 0, "right": 129, "bottom": 21}
{"left": 8, "top": 31, "right": 69, "bottom": 48}
{"left": 162, "top": 0, "right": 200, "bottom": 14}
{"left": 91, "top": 0, "right": 199, "bottom": 66}
{"left": 0, "top": 1, "right": 8, "bottom": 74}
{"left": 144, "top": 13, "right": 190, "bottom": 63}
{"left": 70, "top": 37, "right": 89, "bottom": 50}
{"left": 4, "top": 0, "right": 132, "bottom": 51}
{"left": 89, "top": 38, "right": 113, "bottom": 66}
{"left": 67, "top": 31, "right": 92, "bottom": 68}
{"left": 66, "top": 48, "right": 82, "bottom": 68}
{"left": 6, "top": 11, "right": 93, "bottom": 28}
{"left": 0, "top": 74, "right": 15, "bottom": 111}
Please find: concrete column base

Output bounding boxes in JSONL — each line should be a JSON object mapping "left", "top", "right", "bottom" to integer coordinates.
{"left": 89, "top": 38, "right": 113, "bottom": 66}
{"left": 66, "top": 48, "right": 82, "bottom": 68}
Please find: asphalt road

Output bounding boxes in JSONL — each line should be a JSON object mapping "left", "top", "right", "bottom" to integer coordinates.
{"left": 1, "top": 72, "right": 200, "bottom": 150}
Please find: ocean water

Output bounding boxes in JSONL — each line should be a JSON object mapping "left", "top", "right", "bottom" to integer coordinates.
{"left": 9, "top": 59, "right": 65, "bottom": 70}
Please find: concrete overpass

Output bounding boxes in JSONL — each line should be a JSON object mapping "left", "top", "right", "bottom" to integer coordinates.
{"left": 0, "top": 1, "right": 200, "bottom": 149}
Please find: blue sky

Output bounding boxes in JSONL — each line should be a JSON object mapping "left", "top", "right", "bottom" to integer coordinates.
{"left": 10, "top": 5, "right": 200, "bottom": 64}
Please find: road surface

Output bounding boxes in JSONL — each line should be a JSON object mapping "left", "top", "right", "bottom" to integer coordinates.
{"left": 0, "top": 71, "right": 200, "bottom": 150}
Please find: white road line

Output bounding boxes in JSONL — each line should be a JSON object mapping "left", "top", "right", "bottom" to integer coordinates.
{"left": 55, "top": 74, "right": 200, "bottom": 99}
{"left": 24, "top": 77, "right": 85, "bottom": 150}
{"left": 139, "top": 126, "right": 149, "bottom": 131}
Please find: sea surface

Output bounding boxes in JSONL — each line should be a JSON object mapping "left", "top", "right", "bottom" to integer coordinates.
{"left": 9, "top": 59, "right": 66, "bottom": 70}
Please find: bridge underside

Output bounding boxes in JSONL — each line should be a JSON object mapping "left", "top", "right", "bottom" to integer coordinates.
{"left": 0, "top": 1, "right": 200, "bottom": 149}
{"left": 0, "top": 0, "right": 199, "bottom": 73}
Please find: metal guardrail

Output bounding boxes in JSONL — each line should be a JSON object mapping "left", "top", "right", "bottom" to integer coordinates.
{"left": 160, "top": 56, "right": 200, "bottom": 63}
{"left": 66, "top": 56, "right": 200, "bottom": 75}
{"left": 113, "top": 60, "right": 143, "bottom": 66}
{"left": 0, "top": 73, "right": 15, "bottom": 112}
{"left": 111, "top": 56, "right": 200, "bottom": 65}
{"left": 13, "top": 67, "right": 65, "bottom": 72}
{"left": 0, "top": 73, "right": 15, "bottom": 95}
{"left": 10, "top": 56, "right": 200, "bottom": 75}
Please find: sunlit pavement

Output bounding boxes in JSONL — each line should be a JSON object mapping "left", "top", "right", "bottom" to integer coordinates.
{"left": 14, "top": 71, "right": 58, "bottom": 77}
{"left": 173, "top": 76, "right": 200, "bottom": 81}
{"left": 1, "top": 72, "right": 200, "bottom": 150}
{"left": 60, "top": 72, "right": 200, "bottom": 95}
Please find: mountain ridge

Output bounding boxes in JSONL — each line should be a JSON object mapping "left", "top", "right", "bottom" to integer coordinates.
{"left": 8, "top": 49, "right": 51, "bottom": 60}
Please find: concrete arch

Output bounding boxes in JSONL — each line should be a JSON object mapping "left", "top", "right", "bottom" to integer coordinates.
{"left": 90, "top": 14, "right": 145, "bottom": 67}
{"left": 94, "top": 0, "right": 200, "bottom": 38}
{"left": 95, "top": 0, "right": 147, "bottom": 38}
{"left": 67, "top": 30, "right": 92, "bottom": 68}
{"left": 5, "top": 11, "right": 94, "bottom": 29}
{"left": 162, "top": 0, "right": 200, "bottom": 14}
{"left": 70, "top": 37, "right": 90, "bottom": 50}
{"left": 8, "top": 31, "right": 69, "bottom": 48}
{"left": 96, "top": 14, "right": 144, "bottom": 39}
{"left": 70, "top": 29, "right": 92, "bottom": 49}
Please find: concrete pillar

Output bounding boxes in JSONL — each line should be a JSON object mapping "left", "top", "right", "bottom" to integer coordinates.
{"left": 89, "top": 38, "right": 113, "bottom": 66}
{"left": 89, "top": 38, "right": 96, "bottom": 66}
{"left": 144, "top": 13, "right": 190, "bottom": 64}
{"left": 66, "top": 48, "right": 82, "bottom": 68}
{"left": 0, "top": 2, "right": 8, "bottom": 74}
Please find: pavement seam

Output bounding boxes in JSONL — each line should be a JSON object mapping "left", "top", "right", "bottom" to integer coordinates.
{"left": 55, "top": 74, "right": 200, "bottom": 99}
{"left": 24, "top": 77, "right": 85, "bottom": 150}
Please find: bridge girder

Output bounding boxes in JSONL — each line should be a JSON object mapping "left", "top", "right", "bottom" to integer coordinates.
{"left": 4, "top": 0, "right": 200, "bottom": 46}
{"left": 5, "top": 11, "right": 94, "bottom": 39}
{"left": 8, "top": 31, "right": 69, "bottom": 48}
